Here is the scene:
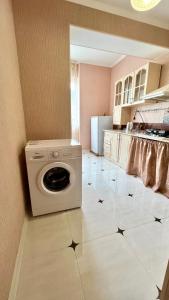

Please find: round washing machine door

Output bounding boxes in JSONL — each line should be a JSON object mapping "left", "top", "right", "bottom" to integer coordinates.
{"left": 38, "top": 162, "right": 75, "bottom": 195}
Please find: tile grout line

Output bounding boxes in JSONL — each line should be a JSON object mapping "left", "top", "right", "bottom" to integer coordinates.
{"left": 123, "top": 234, "right": 160, "bottom": 299}
{"left": 65, "top": 213, "right": 86, "bottom": 300}
{"left": 74, "top": 249, "right": 87, "bottom": 300}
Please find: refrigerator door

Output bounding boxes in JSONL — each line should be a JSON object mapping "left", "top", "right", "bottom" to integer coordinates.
{"left": 91, "top": 117, "right": 99, "bottom": 154}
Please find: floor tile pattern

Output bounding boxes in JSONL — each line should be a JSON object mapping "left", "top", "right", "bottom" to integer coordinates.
{"left": 16, "top": 151, "right": 169, "bottom": 300}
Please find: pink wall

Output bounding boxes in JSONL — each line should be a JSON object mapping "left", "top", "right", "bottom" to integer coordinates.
{"left": 80, "top": 64, "right": 111, "bottom": 149}
{"left": 110, "top": 56, "right": 169, "bottom": 123}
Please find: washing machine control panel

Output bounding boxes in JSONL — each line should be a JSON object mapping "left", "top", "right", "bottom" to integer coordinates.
{"left": 26, "top": 147, "right": 81, "bottom": 162}
{"left": 48, "top": 150, "right": 62, "bottom": 160}
{"left": 48, "top": 148, "right": 74, "bottom": 160}
{"left": 52, "top": 151, "right": 59, "bottom": 158}
{"left": 26, "top": 150, "right": 48, "bottom": 161}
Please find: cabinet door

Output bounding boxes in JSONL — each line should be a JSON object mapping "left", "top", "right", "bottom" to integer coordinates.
{"left": 113, "top": 106, "right": 121, "bottom": 125}
{"left": 104, "top": 132, "right": 112, "bottom": 159}
{"left": 123, "top": 73, "right": 134, "bottom": 104}
{"left": 118, "top": 134, "right": 132, "bottom": 170}
{"left": 133, "top": 63, "right": 161, "bottom": 102}
{"left": 114, "top": 80, "right": 123, "bottom": 106}
{"left": 110, "top": 133, "right": 120, "bottom": 163}
{"left": 104, "top": 132, "right": 112, "bottom": 145}
{"left": 104, "top": 143, "right": 111, "bottom": 159}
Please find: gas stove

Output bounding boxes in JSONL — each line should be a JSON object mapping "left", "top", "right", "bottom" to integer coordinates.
{"left": 145, "top": 129, "right": 169, "bottom": 138}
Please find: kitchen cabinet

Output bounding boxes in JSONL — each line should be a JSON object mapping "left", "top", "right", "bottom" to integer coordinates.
{"left": 104, "top": 131, "right": 132, "bottom": 170}
{"left": 104, "top": 131, "right": 112, "bottom": 160}
{"left": 113, "top": 106, "right": 131, "bottom": 125}
{"left": 110, "top": 132, "right": 119, "bottom": 163}
{"left": 113, "top": 63, "right": 161, "bottom": 125}
{"left": 133, "top": 63, "right": 161, "bottom": 103}
{"left": 115, "top": 80, "right": 123, "bottom": 106}
{"left": 123, "top": 73, "right": 134, "bottom": 105}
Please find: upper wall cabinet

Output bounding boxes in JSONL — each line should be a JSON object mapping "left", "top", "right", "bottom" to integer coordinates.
{"left": 133, "top": 63, "right": 161, "bottom": 103}
{"left": 123, "top": 73, "right": 134, "bottom": 105}
{"left": 115, "top": 80, "right": 123, "bottom": 106}
{"left": 113, "top": 62, "right": 161, "bottom": 125}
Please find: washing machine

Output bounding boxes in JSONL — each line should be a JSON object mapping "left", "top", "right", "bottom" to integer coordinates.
{"left": 25, "top": 139, "right": 82, "bottom": 216}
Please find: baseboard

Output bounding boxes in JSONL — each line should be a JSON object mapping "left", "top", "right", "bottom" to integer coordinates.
{"left": 8, "top": 216, "right": 28, "bottom": 300}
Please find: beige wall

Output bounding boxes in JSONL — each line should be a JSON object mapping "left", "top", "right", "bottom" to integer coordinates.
{"left": 12, "top": 0, "right": 169, "bottom": 140}
{"left": 13, "top": 0, "right": 71, "bottom": 140}
{"left": 0, "top": 1, "right": 26, "bottom": 300}
{"left": 80, "top": 64, "right": 111, "bottom": 149}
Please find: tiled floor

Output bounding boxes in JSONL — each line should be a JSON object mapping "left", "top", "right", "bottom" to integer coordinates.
{"left": 16, "top": 151, "right": 169, "bottom": 300}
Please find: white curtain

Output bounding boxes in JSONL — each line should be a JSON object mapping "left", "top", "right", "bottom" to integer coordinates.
{"left": 71, "top": 63, "right": 80, "bottom": 142}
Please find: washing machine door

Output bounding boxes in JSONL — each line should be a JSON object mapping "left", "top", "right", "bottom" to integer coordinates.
{"left": 38, "top": 162, "right": 75, "bottom": 195}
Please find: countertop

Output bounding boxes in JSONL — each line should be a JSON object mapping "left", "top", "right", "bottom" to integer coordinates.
{"left": 104, "top": 130, "right": 169, "bottom": 144}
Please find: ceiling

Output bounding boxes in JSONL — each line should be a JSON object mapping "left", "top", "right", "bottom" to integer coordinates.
{"left": 70, "top": 26, "right": 169, "bottom": 67}
{"left": 67, "top": 0, "right": 169, "bottom": 30}
{"left": 70, "top": 45, "right": 125, "bottom": 67}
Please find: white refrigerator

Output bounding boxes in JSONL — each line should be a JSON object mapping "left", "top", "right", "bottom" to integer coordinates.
{"left": 91, "top": 116, "right": 113, "bottom": 155}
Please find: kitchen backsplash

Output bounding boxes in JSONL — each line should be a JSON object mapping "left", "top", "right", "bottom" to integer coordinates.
{"left": 131, "top": 102, "right": 169, "bottom": 124}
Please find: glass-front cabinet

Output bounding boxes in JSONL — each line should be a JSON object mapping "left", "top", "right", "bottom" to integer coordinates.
{"left": 133, "top": 63, "right": 161, "bottom": 102}
{"left": 115, "top": 80, "right": 123, "bottom": 106}
{"left": 133, "top": 67, "right": 147, "bottom": 102}
{"left": 113, "top": 62, "right": 161, "bottom": 125}
{"left": 123, "top": 73, "right": 134, "bottom": 105}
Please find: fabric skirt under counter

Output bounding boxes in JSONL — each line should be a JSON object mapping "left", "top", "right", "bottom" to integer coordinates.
{"left": 127, "top": 136, "right": 169, "bottom": 198}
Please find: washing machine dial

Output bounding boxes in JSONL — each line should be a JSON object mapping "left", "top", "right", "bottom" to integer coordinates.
{"left": 52, "top": 151, "right": 59, "bottom": 158}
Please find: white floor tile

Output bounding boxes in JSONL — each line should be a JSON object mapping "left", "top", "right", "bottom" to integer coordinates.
{"left": 24, "top": 212, "right": 72, "bottom": 259}
{"left": 67, "top": 207, "right": 117, "bottom": 243}
{"left": 125, "top": 221, "right": 169, "bottom": 288}
{"left": 76, "top": 234, "right": 157, "bottom": 300}
{"left": 16, "top": 248, "right": 84, "bottom": 300}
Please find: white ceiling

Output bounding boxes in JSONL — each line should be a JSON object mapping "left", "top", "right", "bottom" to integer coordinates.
{"left": 70, "top": 45, "right": 125, "bottom": 67}
{"left": 67, "top": 0, "right": 169, "bottom": 30}
{"left": 70, "top": 26, "right": 169, "bottom": 67}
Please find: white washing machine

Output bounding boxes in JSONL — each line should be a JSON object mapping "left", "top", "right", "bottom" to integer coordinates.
{"left": 25, "top": 139, "right": 82, "bottom": 216}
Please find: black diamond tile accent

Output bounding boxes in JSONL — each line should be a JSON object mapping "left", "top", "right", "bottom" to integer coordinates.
{"left": 154, "top": 217, "right": 162, "bottom": 224}
{"left": 98, "top": 199, "right": 104, "bottom": 204}
{"left": 68, "top": 240, "right": 79, "bottom": 251}
{"left": 88, "top": 183, "right": 92, "bottom": 186}
{"left": 128, "top": 193, "right": 133, "bottom": 197}
{"left": 112, "top": 179, "right": 116, "bottom": 182}
{"left": 117, "top": 227, "right": 125, "bottom": 236}
{"left": 156, "top": 286, "right": 161, "bottom": 299}
{"left": 101, "top": 169, "right": 104, "bottom": 171}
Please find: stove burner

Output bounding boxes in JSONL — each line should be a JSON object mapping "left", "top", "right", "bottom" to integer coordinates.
{"left": 145, "top": 129, "right": 169, "bottom": 138}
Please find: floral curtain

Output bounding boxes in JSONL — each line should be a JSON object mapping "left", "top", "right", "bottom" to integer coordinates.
{"left": 71, "top": 63, "right": 80, "bottom": 142}
{"left": 127, "top": 137, "right": 169, "bottom": 198}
